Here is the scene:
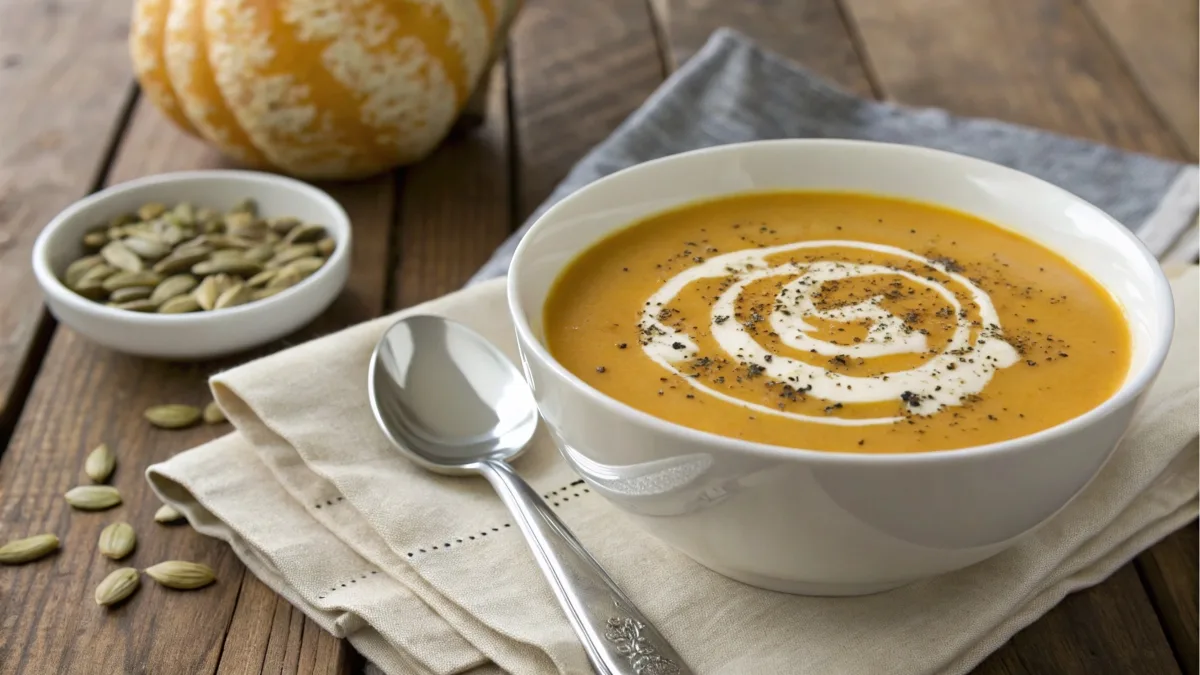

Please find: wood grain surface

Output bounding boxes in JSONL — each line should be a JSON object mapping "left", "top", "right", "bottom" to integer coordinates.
{"left": 0, "top": 0, "right": 136, "bottom": 438}
{"left": 0, "top": 0, "right": 1195, "bottom": 673}
{"left": 1082, "top": 0, "right": 1199, "bottom": 158}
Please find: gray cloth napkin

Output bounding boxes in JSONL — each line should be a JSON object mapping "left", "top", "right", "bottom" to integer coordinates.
{"left": 471, "top": 28, "right": 1198, "bottom": 284}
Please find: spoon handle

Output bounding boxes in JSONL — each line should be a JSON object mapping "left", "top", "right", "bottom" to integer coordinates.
{"left": 479, "top": 459, "right": 693, "bottom": 675}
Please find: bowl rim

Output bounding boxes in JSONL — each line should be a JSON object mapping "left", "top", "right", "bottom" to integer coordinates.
{"left": 507, "top": 138, "right": 1177, "bottom": 466}
{"left": 32, "top": 169, "right": 351, "bottom": 327}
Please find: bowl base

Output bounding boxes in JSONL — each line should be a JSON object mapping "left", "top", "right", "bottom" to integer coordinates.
{"left": 699, "top": 560, "right": 915, "bottom": 597}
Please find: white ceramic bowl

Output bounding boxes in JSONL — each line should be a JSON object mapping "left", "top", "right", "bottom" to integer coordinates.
{"left": 32, "top": 170, "right": 351, "bottom": 360}
{"left": 508, "top": 139, "right": 1174, "bottom": 596}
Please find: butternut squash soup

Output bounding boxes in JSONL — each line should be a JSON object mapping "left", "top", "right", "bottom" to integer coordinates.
{"left": 544, "top": 191, "right": 1131, "bottom": 453}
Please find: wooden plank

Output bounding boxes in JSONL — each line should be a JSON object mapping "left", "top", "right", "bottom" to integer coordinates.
{"left": 392, "top": 63, "right": 511, "bottom": 309}
{"left": 1082, "top": 0, "right": 1199, "bottom": 158}
{"left": 647, "top": 0, "right": 876, "bottom": 95}
{"left": 507, "top": 0, "right": 665, "bottom": 220}
{"left": 1138, "top": 524, "right": 1200, "bottom": 675}
{"left": 0, "top": 96, "right": 392, "bottom": 674}
{"left": 839, "top": 0, "right": 1188, "bottom": 160}
{"left": 0, "top": 0, "right": 137, "bottom": 436}
{"left": 975, "top": 565, "right": 1183, "bottom": 675}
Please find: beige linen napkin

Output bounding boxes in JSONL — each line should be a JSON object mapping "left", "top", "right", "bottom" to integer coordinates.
{"left": 147, "top": 266, "right": 1200, "bottom": 675}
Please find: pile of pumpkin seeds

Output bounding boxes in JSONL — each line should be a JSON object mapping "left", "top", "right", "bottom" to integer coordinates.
{"left": 62, "top": 199, "right": 336, "bottom": 313}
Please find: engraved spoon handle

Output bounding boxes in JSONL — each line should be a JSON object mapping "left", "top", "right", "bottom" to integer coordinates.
{"left": 479, "top": 459, "right": 692, "bottom": 675}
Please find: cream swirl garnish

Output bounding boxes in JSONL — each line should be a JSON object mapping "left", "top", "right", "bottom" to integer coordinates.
{"left": 638, "top": 240, "right": 1020, "bottom": 426}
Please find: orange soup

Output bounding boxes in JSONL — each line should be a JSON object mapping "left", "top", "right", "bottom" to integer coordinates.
{"left": 544, "top": 191, "right": 1131, "bottom": 453}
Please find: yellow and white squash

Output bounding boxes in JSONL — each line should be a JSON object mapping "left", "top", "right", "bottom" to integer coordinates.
{"left": 130, "top": 0, "right": 518, "bottom": 179}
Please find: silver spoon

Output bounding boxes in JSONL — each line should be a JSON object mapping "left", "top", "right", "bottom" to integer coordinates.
{"left": 368, "top": 314, "right": 692, "bottom": 675}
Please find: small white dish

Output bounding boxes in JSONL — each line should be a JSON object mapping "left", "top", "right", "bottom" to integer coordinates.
{"left": 32, "top": 170, "right": 351, "bottom": 360}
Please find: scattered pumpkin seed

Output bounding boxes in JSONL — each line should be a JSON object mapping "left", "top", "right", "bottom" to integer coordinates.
{"left": 145, "top": 561, "right": 216, "bottom": 590}
{"left": 154, "top": 504, "right": 185, "bottom": 524}
{"left": 0, "top": 534, "right": 59, "bottom": 564}
{"left": 98, "top": 522, "right": 136, "bottom": 560}
{"left": 203, "top": 401, "right": 226, "bottom": 424}
{"left": 84, "top": 443, "right": 116, "bottom": 483}
{"left": 95, "top": 567, "right": 140, "bottom": 606}
{"left": 65, "top": 485, "right": 122, "bottom": 511}
{"left": 144, "top": 404, "right": 202, "bottom": 429}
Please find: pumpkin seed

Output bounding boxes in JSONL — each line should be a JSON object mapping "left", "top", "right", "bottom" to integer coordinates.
{"left": 123, "top": 235, "right": 172, "bottom": 260}
{"left": 73, "top": 279, "right": 108, "bottom": 300}
{"left": 214, "top": 283, "right": 252, "bottom": 310}
{"left": 152, "top": 248, "right": 211, "bottom": 275}
{"left": 84, "top": 443, "right": 116, "bottom": 483}
{"left": 282, "top": 223, "right": 326, "bottom": 245}
{"left": 145, "top": 561, "right": 216, "bottom": 590}
{"left": 231, "top": 197, "right": 257, "bottom": 215}
{"left": 109, "top": 286, "right": 152, "bottom": 303}
{"left": 109, "top": 299, "right": 159, "bottom": 312}
{"left": 100, "top": 240, "right": 144, "bottom": 272}
{"left": 149, "top": 274, "right": 198, "bottom": 304}
{"left": 102, "top": 270, "right": 163, "bottom": 292}
{"left": 268, "top": 216, "right": 301, "bottom": 235}
{"left": 252, "top": 287, "right": 286, "bottom": 300}
{"left": 138, "top": 202, "right": 167, "bottom": 220}
{"left": 154, "top": 504, "right": 185, "bottom": 524}
{"left": 65, "top": 255, "right": 105, "bottom": 286}
{"left": 282, "top": 256, "right": 325, "bottom": 278}
{"left": 98, "top": 522, "right": 136, "bottom": 560}
{"left": 265, "top": 266, "right": 304, "bottom": 291}
{"left": 0, "top": 534, "right": 59, "bottom": 564}
{"left": 171, "top": 202, "right": 195, "bottom": 226}
{"left": 65, "top": 485, "right": 122, "bottom": 511}
{"left": 82, "top": 229, "right": 109, "bottom": 249}
{"left": 77, "top": 263, "right": 117, "bottom": 285}
{"left": 224, "top": 211, "right": 256, "bottom": 231}
{"left": 316, "top": 237, "right": 336, "bottom": 257}
{"left": 95, "top": 567, "right": 140, "bottom": 606}
{"left": 245, "top": 269, "right": 277, "bottom": 288}
{"left": 203, "top": 401, "right": 226, "bottom": 424}
{"left": 158, "top": 295, "right": 201, "bottom": 314}
{"left": 267, "top": 244, "right": 317, "bottom": 268}
{"left": 244, "top": 243, "right": 275, "bottom": 263}
{"left": 144, "top": 404, "right": 202, "bottom": 429}
{"left": 192, "top": 258, "right": 262, "bottom": 277}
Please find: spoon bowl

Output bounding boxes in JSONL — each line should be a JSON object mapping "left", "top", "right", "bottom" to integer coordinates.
{"left": 368, "top": 314, "right": 537, "bottom": 474}
{"left": 368, "top": 314, "right": 692, "bottom": 675}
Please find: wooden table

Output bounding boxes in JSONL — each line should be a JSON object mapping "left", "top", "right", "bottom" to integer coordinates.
{"left": 1, "top": 1, "right": 1196, "bottom": 673}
